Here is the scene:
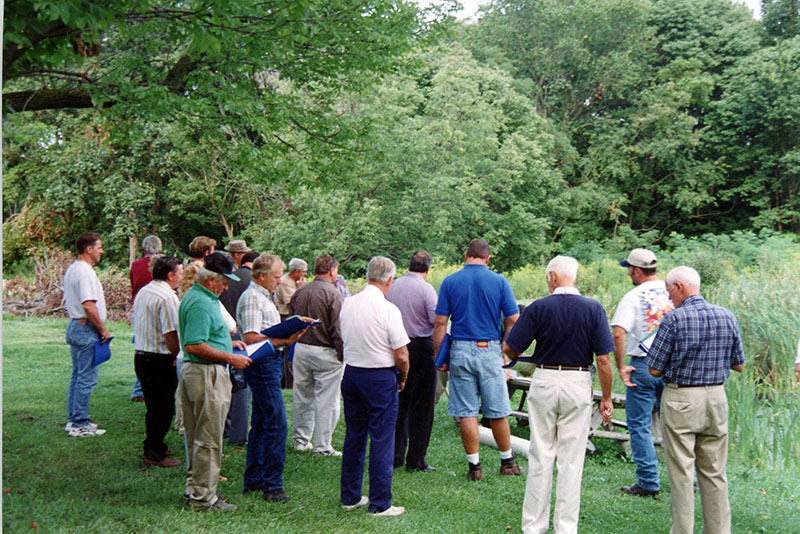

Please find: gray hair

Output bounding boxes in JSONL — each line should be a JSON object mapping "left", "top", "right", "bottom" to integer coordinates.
{"left": 666, "top": 266, "right": 701, "bottom": 289}
{"left": 366, "top": 256, "right": 396, "bottom": 284}
{"left": 142, "top": 235, "right": 162, "bottom": 255}
{"left": 196, "top": 266, "right": 225, "bottom": 283}
{"left": 288, "top": 257, "right": 307, "bottom": 272}
{"left": 545, "top": 255, "right": 579, "bottom": 283}
{"left": 252, "top": 253, "right": 284, "bottom": 278}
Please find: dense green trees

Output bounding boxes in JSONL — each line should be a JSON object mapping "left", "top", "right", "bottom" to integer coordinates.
{"left": 3, "top": 0, "right": 798, "bottom": 273}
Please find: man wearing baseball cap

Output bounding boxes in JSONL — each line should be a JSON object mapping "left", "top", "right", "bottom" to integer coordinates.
{"left": 177, "top": 252, "right": 251, "bottom": 511}
{"left": 611, "top": 248, "right": 673, "bottom": 497}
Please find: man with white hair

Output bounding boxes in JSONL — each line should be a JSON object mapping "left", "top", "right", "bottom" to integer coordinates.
{"left": 646, "top": 266, "right": 745, "bottom": 534}
{"left": 503, "top": 255, "right": 614, "bottom": 534}
{"left": 178, "top": 252, "right": 251, "bottom": 512}
{"left": 129, "top": 234, "right": 163, "bottom": 402}
{"left": 611, "top": 248, "right": 673, "bottom": 497}
{"left": 339, "top": 256, "right": 410, "bottom": 516}
{"left": 275, "top": 257, "right": 308, "bottom": 319}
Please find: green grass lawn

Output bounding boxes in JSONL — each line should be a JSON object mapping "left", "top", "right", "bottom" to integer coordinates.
{"left": 3, "top": 316, "right": 798, "bottom": 533}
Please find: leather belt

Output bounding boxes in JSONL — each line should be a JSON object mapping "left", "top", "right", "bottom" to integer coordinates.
{"left": 75, "top": 318, "right": 89, "bottom": 324}
{"left": 538, "top": 364, "right": 590, "bottom": 372}
{"left": 667, "top": 382, "right": 723, "bottom": 388}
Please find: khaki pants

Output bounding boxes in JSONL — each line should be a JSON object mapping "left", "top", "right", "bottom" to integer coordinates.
{"left": 662, "top": 384, "right": 731, "bottom": 534}
{"left": 292, "top": 343, "right": 343, "bottom": 453}
{"left": 522, "top": 369, "right": 593, "bottom": 534}
{"left": 178, "top": 362, "right": 232, "bottom": 510}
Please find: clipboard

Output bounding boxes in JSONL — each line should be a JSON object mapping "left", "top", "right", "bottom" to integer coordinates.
{"left": 261, "top": 316, "right": 320, "bottom": 339}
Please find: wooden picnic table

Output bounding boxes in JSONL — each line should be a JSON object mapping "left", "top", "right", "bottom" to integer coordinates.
{"left": 507, "top": 375, "right": 662, "bottom": 454}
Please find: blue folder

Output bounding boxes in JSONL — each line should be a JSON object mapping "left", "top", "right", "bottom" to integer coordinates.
{"left": 92, "top": 337, "right": 114, "bottom": 367}
{"left": 241, "top": 340, "right": 277, "bottom": 363}
{"left": 434, "top": 333, "right": 451, "bottom": 368}
{"left": 261, "top": 316, "right": 320, "bottom": 339}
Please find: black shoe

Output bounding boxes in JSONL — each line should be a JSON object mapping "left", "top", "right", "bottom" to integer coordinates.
{"left": 263, "top": 489, "right": 289, "bottom": 502}
{"left": 621, "top": 483, "right": 660, "bottom": 497}
{"left": 406, "top": 463, "right": 437, "bottom": 473}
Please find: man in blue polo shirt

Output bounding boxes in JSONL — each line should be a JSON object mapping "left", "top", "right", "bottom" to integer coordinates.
{"left": 503, "top": 255, "right": 614, "bottom": 534}
{"left": 433, "top": 239, "right": 522, "bottom": 481}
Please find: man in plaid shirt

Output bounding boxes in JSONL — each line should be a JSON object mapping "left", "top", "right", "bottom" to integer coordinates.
{"left": 645, "top": 266, "right": 745, "bottom": 534}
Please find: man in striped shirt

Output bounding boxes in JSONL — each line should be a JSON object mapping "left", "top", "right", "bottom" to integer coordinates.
{"left": 132, "top": 255, "right": 184, "bottom": 467}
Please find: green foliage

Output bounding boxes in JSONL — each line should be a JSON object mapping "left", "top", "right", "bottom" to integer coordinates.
{"left": 762, "top": 0, "right": 800, "bottom": 41}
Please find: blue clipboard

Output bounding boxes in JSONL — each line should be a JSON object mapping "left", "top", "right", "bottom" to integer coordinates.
{"left": 242, "top": 340, "right": 277, "bottom": 362}
{"left": 434, "top": 333, "right": 451, "bottom": 368}
{"left": 92, "top": 337, "right": 114, "bottom": 367}
{"left": 261, "top": 316, "right": 320, "bottom": 339}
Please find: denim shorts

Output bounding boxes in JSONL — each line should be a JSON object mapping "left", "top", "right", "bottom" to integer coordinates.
{"left": 447, "top": 340, "right": 511, "bottom": 419}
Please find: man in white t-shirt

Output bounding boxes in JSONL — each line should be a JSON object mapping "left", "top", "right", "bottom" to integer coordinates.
{"left": 339, "top": 256, "right": 410, "bottom": 517}
{"left": 63, "top": 232, "right": 110, "bottom": 437}
{"left": 611, "top": 248, "right": 673, "bottom": 497}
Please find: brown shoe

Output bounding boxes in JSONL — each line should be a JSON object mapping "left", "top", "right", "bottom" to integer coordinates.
{"left": 620, "top": 483, "right": 660, "bottom": 497}
{"left": 143, "top": 457, "right": 181, "bottom": 468}
{"left": 499, "top": 460, "right": 524, "bottom": 476}
{"left": 467, "top": 466, "right": 483, "bottom": 481}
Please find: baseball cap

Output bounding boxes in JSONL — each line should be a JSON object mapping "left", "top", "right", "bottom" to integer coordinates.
{"left": 204, "top": 252, "right": 241, "bottom": 281}
{"left": 620, "top": 248, "right": 657, "bottom": 269}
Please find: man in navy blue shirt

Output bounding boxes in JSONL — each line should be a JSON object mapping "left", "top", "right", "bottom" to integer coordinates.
{"left": 646, "top": 266, "right": 745, "bottom": 534}
{"left": 434, "top": 239, "right": 522, "bottom": 481}
{"left": 503, "top": 255, "right": 614, "bottom": 534}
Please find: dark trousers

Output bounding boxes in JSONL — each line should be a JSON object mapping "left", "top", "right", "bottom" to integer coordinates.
{"left": 340, "top": 366, "right": 398, "bottom": 513}
{"left": 134, "top": 351, "right": 178, "bottom": 461}
{"left": 394, "top": 337, "right": 436, "bottom": 469}
{"left": 243, "top": 355, "right": 287, "bottom": 492}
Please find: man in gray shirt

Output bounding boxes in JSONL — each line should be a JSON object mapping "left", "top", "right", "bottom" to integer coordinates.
{"left": 63, "top": 232, "right": 110, "bottom": 437}
{"left": 386, "top": 250, "right": 438, "bottom": 472}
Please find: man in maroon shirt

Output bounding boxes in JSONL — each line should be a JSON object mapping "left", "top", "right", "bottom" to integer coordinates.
{"left": 129, "top": 235, "right": 163, "bottom": 401}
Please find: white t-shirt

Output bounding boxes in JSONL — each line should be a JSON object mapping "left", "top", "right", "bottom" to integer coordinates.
{"left": 63, "top": 260, "right": 107, "bottom": 321}
{"left": 611, "top": 279, "right": 672, "bottom": 356}
{"left": 795, "top": 339, "right": 800, "bottom": 365}
{"left": 340, "top": 284, "right": 410, "bottom": 368}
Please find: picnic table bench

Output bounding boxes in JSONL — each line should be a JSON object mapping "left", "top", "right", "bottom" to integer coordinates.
{"left": 506, "top": 375, "right": 662, "bottom": 454}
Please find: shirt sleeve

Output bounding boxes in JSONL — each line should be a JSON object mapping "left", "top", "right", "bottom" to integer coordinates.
{"left": 610, "top": 291, "right": 635, "bottom": 331}
{"left": 500, "top": 277, "right": 520, "bottom": 317}
{"left": 591, "top": 304, "right": 615, "bottom": 355}
{"left": 387, "top": 305, "right": 411, "bottom": 350}
{"left": 434, "top": 279, "right": 451, "bottom": 317}
{"left": 77, "top": 268, "right": 101, "bottom": 304}
{"left": 237, "top": 291, "right": 261, "bottom": 335}
{"left": 505, "top": 306, "right": 535, "bottom": 354}
{"left": 425, "top": 284, "right": 438, "bottom": 326}
{"left": 328, "top": 291, "right": 344, "bottom": 360}
{"left": 159, "top": 294, "right": 179, "bottom": 335}
{"left": 644, "top": 315, "right": 675, "bottom": 371}
{"left": 182, "top": 303, "right": 213, "bottom": 347}
{"left": 728, "top": 315, "right": 746, "bottom": 367}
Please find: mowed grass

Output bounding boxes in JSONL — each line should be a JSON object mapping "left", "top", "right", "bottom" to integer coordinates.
{"left": 3, "top": 316, "right": 798, "bottom": 533}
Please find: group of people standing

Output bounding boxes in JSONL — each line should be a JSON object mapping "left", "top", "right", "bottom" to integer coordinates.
{"left": 62, "top": 233, "right": 746, "bottom": 533}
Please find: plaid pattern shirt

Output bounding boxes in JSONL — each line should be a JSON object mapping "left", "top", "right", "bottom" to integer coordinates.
{"left": 645, "top": 295, "right": 745, "bottom": 386}
{"left": 236, "top": 282, "right": 280, "bottom": 335}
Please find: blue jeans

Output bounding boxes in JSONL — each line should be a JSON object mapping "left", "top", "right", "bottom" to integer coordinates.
{"left": 243, "top": 355, "right": 286, "bottom": 492}
{"left": 65, "top": 320, "right": 100, "bottom": 427}
{"left": 626, "top": 357, "right": 665, "bottom": 491}
{"left": 340, "top": 366, "right": 398, "bottom": 513}
{"left": 131, "top": 378, "right": 144, "bottom": 399}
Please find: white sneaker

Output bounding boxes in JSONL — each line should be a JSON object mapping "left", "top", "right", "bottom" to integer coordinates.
{"left": 65, "top": 422, "right": 98, "bottom": 432}
{"left": 68, "top": 425, "right": 106, "bottom": 437}
{"left": 371, "top": 505, "right": 405, "bottom": 517}
{"left": 342, "top": 496, "right": 369, "bottom": 511}
{"left": 294, "top": 441, "right": 313, "bottom": 451}
{"left": 314, "top": 449, "right": 342, "bottom": 457}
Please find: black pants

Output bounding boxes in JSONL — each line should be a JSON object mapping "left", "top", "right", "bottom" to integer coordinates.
{"left": 134, "top": 351, "right": 178, "bottom": 461}
{"left": 394, "top": 337, "right": 436, "bottom": 469}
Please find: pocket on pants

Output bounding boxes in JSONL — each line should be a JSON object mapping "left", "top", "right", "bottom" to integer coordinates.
{"left": 665, "top": 400, "right": 691, "bottom": 412}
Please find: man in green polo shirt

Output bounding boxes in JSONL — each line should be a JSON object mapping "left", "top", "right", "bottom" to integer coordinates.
{"left": 178, "top": 252, "right": 251, "bottom": 512}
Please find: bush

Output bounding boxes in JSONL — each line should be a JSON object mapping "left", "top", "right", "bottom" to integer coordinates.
{"left": 3, "top": 246, "right": 132, "bottom": 322}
